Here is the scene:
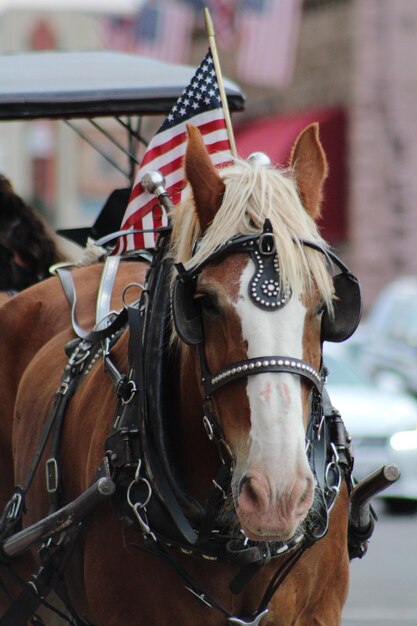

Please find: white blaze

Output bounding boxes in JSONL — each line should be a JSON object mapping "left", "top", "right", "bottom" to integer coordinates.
{"left": 235, "top": 258, "right": 311, "bottom": 497}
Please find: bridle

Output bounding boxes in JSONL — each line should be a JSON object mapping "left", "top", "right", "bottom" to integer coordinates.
{"left": 171, "top": 219, "right": 361, "bottom": 467}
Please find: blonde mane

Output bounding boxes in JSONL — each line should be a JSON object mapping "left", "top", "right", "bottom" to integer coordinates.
{"left": 170, "top": 158, "right": 334, "bottom": 310}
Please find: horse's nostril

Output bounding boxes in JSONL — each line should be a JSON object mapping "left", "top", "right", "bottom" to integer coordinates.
{"left": 239, "top": 475, "right": 260, "bottom": 507}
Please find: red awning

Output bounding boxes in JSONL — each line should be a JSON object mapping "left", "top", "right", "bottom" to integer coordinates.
{"left": 235, "top": 107, "right": 347, "bottom": 244}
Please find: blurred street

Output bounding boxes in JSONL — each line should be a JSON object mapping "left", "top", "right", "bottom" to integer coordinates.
{"left": 343, "top": 501, "right": 417, "bottom": 625}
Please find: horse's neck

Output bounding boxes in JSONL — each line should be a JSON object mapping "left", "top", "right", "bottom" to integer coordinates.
{"left": 175, "top": 346, "right": 220, "bottom": 502}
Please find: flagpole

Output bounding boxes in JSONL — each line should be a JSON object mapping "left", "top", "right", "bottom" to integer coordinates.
{"left": 204, "top": 7, "right": 237, "bottom": 157}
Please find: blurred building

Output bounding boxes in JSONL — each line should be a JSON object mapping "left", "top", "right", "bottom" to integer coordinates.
{"left": 0, "top": 8, "right": 108, "bottom": 231}
{"left": 0, "top": 0, "right": 416, "bottom": 310}
{"left": 350, "top": 1, "right": 417, "bottom": 306}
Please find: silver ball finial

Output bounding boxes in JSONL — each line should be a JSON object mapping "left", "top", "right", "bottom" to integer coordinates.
{"left": 247, "top": 152, "right": 271, "bottom": 167}
{"left": 140, "top": 170, "right": 166, "bottom": 196}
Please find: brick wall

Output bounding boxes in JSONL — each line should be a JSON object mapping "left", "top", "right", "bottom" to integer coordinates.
{"left": 350, "top": 0, "right": 417, "bottom": 309}
{"left": 229, "top": 1, "right": 354, "bottom": 122}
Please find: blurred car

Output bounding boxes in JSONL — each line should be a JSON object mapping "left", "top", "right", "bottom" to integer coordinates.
{"left": 359, "top": 276, "right": 417, "bottom": 395}
{"left": 324, "top": 347, "right": 417, "bottom": 511}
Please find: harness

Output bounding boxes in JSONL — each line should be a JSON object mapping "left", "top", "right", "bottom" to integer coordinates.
{"left": 0, "top": 218, "right": 371, "bottom": 626}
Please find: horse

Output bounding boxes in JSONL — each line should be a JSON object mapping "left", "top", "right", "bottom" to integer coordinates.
{"left": 0, "top": 123, "right": 363, "bottom": 626}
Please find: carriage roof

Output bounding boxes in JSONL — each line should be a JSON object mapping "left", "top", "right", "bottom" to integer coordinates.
{"left": 0, "top": 50, "right": 245, "bottom": 185}
{"left": 0, "top": 50, "right": 245, "bottom": 120}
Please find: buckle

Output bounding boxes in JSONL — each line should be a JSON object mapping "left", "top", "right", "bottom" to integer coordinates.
{"left": 6, "top": 492, "right": 23, "bottom": 522}
{"left": 45, "top": 458, "right": 59, "bottom": 494}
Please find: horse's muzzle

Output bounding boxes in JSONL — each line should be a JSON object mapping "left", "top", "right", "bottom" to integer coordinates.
{"left": 236, "top": 471, "right": 314, "bottom": 542}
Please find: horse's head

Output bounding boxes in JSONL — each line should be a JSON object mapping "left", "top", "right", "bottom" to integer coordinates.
{"left": 171, "top": 125, "right": 359, "bottom": 543}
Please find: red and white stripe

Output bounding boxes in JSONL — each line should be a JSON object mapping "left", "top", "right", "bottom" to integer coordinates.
{"left": 114, "top": 109, "right": 231, "bottom": 252}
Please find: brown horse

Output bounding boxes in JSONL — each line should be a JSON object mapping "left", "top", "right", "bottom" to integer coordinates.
{"left": 0, "top": 124, "right": 362, "bottom": 625}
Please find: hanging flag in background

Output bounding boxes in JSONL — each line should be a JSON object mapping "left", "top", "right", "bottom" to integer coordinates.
{"left": 102, "top": 15, "right": 135, "bottom": 52}
{"left": 133, "top": 1, "right": 194, "bottom": 63}
{"left": 206, "top": 0, "right": 237, "bottom": 49}
{"left": 102, "top": 1, "right": 194, "bottom": 63}
{"left": 113, "top": 50, "right": 232, "bottom": 253}
{"left": 236, "top": 0, "right": 302, "bottom": 87}
{"left": 180, "top": 0, "right": 237, "bottom": 50}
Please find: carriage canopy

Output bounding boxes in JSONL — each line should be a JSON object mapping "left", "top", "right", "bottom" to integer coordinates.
{"left": 0, "top": 50, "right": 245, "bottom": 120}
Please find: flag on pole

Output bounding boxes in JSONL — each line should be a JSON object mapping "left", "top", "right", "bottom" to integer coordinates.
{"left": 114, "top": 50, "right": 232, "bottom": 253}
{"left": 236, "top": 0, "right": 302, "bottom": 88}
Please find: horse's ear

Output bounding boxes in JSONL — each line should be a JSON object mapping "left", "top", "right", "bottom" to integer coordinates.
{"left": 289, "top": 123, "right": 328, "bottom": 220}
{"left": 185, "top": 124, "right": 226, "bottom": 232}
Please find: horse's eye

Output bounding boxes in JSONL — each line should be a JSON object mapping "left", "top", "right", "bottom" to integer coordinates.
{"left": 315, "top": 301, "right": 326, "bottom": 317}
{"left": 198, "top": 293, "right": 220, "bottom": 318}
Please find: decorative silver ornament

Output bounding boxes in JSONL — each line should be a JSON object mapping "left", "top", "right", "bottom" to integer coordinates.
{"left": 247, "top": 152, "right": 271, "bottom": 166}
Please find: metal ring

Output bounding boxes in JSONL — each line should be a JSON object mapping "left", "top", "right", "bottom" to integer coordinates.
{"left": 203, "top": 415, "right": 214, "bottom": 440}
{"left": 325, "top": 443, "right": 343, "bottom": 496}
{"left": 325, "top": 462, "right": 342, "bottom": 495}
{"left": 121, "top": 380, "right": 137, "bottom": 405}
{"left": 127, "top": 477, "right": 152, "bottom": 510}
{"left": 121, "top": 282, "right": 144, "bottom": 308}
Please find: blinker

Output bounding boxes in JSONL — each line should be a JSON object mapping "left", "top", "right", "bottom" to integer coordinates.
{"left": 321, "top": 271, "right": 362, "bottom": 343}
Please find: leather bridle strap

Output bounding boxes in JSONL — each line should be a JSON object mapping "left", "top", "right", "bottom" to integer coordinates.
{"left": 202, "top": 356, "right": 324, "bottom": 396}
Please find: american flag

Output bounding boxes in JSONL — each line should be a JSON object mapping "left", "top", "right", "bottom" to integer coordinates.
{"left": 103, "top": 2, "right": 194, "bottom": 64}
{"left": 133, "top": 1, "right": 194, "bottom": 63}
{"left": 113, "top": 50, "right": 232, "bottom": 253}
{"left": 236, "top": 0, "right": 302, "bottom": 87}
{"left": 102, "top": 16, "right": 136, "bottom": 52}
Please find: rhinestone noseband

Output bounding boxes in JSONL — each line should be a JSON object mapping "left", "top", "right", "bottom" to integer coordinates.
{"left": 202, "top": 355, "right": 324, "bottom": 396}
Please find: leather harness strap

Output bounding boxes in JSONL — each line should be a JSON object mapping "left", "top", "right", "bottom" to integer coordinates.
{"left": 56, "top": 267, "right": 128, "bottom": 343}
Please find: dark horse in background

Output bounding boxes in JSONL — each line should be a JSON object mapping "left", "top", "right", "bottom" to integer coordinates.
{"left": 0, "top": 125, "right": 379, "bottom": 625}
{"left": 0, "top": 174, "right": 65, "bottom": 296}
